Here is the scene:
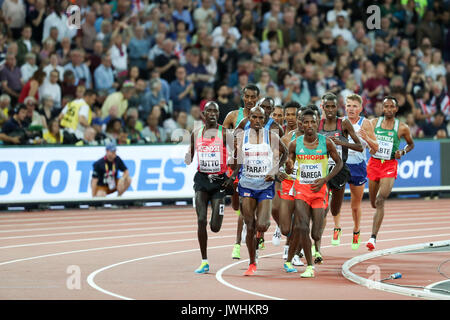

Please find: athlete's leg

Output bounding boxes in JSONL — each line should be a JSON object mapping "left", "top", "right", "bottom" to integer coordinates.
{"left": 256, "top": 199, "right": 272, "bottom": 233}
{"left": 279, "top": 198, "right": 295, "bottom": 236}
{"left": 195, "top": 191, "right": 211, "bottom": 260}
{"left": 210, "top": 196, "right": 225, "bottom": 233}
{"left": 271, "top": 182, "right": 281, "bottom": 225}
{"left": 371, "top": 177, "right": 395, "bottom": 237}
{"left": 349, "top": 184, "right": 365, "bottom": 233}
{"left": 368, "top": 179, "right": 380, "bottom": 209}
{"left": 241, "top": 197, "right": 258, "bottom": 265}
{"left": 330, "top": 187, "right": 345, "bottom": 227}
{"left": 293, "top": 199, "right": 313, "bottom": 266}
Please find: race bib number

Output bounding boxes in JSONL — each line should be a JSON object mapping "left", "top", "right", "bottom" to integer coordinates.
{"left": 198, "top": 151, "right": 222, "bottom": 173}
{"left": 374, "top": 140, "right": 393, "bottom": 160}
{"left": 299, "top": 163, "right": 323, "bottom": 184}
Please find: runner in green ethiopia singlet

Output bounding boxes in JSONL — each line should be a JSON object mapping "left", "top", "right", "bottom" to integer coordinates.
{"left": 234, "top": 108, "right": 244, "bottom": 128}
{"left": 295, "top": 134, "right": 329, "bottom": 184}
{"left": 373, "top": 117, "right": 400, "bottom": 161}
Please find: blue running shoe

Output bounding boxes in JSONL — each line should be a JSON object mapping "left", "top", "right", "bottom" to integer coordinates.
{"left": 194, "top": 262, "right": 209, "bottom": 274}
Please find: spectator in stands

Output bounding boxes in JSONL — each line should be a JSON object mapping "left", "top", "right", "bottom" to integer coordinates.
{"left": 26, "top": 0, "right": 46, "bottom": 44}
{"left": 425, "top": 50, "right": 447, "bottom": 81}
{"left": 170, "top": 66, "right": 195, "bottom": 113}
{"left": 187, "top": 104, "right": 203, "bottom": 132}
{"left": 0, "top": 94, "right": 11, "bottom": 127}
{"left": 61, "top": 70, "right": 77, "bottom": 98}
{"left": 283, "top": 74, "right": 310, "bottom": 107}
{"left": 422, "top": 111, "right": 448, "bottom": 139}
{"left": 172, "top": 0, "right": 194, "bottom": 33}
{"left": 20, "top": 52, "right": 38, "bottom": 84}
{"left": 64, "top": 49, "right": 92, "bottom": 89}
{"left": 101, "top": 81, "right": 135, "bottom": 118}
{"left": 154, "top": 38, "right": 179, "bottom": 84}
{"left": 59, "top": 89, "right": 97, "bottom": 143}
{"left": 43, "top": 52, "right": 64, "bottom": 82}
{"left": 405, "top": 112, "right": 424, "bottom": 138}
{"left": 81, "top": 11, "right": 97, "bottom": 53}
{"left": 94, "top": 54, "right": 117, "bottom": 94}
{"left": 141, "top": 112, "right": 167, "bottom": 143}
{"left": 128, "top": 79, "right": 147, "bottom": 114}
{"left": 193, "top": 0, "right": 216, "bottom": 32}
{"left": 142, "top": 78, "right": 165, "bottom": 122}
{"left": 184, "top": 47, "right": 210, "bottom": 102}
{"left": 364, "top": 61, "right": 390, "bottom": 115}
{"left": 16, "top": 25, "right": 34, "bottom": 66}
{"left": 128, "top": 25, "right": 150, "bottom": 77}
{"left": 2, "top": 0, "right": 26, "bottom": 40}
{"left": 87, "top": 40, "right": 105, "bottom": 78}
{"left": 0, "top": 53, "right": 22, "bottom": 104}
{"left": 42, "top": 2, "right": 76, "bottom": 43}
{"left": 0, "top": 103, "right": 28, "bottom": 144}
{"left": 75, "top": 126, "right": 99, "bottom": 146}
{"left": 94, "top": 3, "right": 113, "bottom": 33}
{"left": 110, "top": 33, "right": 129, "bottom": 77}
{"left": 38, "top": 94, "right": 59, "bottom": 127}
{"left": 42, "top": 118, "right": 63, "bottom": 144}
{"left": 18, "top": 68, "right": 46, "bottom": 104}
{"left": 124, "top": 111, "right": 144, "bottom": 144}
{"left": 147, "top": 32, "right": 165, "bottom": 70}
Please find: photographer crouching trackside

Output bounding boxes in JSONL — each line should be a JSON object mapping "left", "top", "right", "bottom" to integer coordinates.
{"left": 91, "top": 142, "right": 132, "bottom": 197}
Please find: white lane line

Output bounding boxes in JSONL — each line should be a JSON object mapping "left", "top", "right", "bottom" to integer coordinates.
{"left": 2, "top": 223, "right": 450, "bottom": 250}
{"left": 215, "top": 234, "right": 450, "bottom": 301}
{"left": 1, "top": 205, "right": 448, "bottom": 226}
{"left": 87, "top": 233, "right": 450, "bottom": 300}
{"left": 0, "top": 213, "right": 196, "bottom": 228}
{"left": 86, "top": 245, "right": 232, "bottom": 300}
{"left": 1, "top": 215, "right": 449, "bottom": 240}
{"left": 0, "top": 235, "right": 235, "bottom": 267}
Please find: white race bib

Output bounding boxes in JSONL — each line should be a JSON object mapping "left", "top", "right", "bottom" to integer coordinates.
{"left": 374, "top": 139, "right": 393, "bottom": 160}
{"left": 299, "top": 163, "right": 323, "bottom": 184}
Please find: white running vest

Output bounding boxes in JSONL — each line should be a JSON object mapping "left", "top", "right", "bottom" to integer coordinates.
{"left": 239, "top": 127, "right": 274, "bottom": 190}
{"left": 346, "top": 116, "right": 367, "bottom": 164}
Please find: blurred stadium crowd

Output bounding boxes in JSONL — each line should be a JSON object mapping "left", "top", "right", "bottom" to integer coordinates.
{"left": 0, "top": 0, "right": 449, "bottom": 146}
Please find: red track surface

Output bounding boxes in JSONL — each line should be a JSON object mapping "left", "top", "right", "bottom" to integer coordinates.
{"left": 0, "top": 198, "right": 449, "bottom": 300}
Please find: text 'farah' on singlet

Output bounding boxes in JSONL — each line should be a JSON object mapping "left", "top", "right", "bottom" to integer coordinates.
{"left": 239, "top": 127, "right": 274, "bottom": 190}
{"left": 196, "top": 125, "right": 228, "bottom": 174}
{"left": 345, "top": 116, "right": 367, "bottom": 164}
{"left": 295, "top": 134, "right": 328, "bottom": 184}
{"left": 373, "top": 117, "right": 400, "bottom": 161}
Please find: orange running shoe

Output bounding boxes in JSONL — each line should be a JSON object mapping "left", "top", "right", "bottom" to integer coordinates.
{"left": 244, "top": 263, "right": 257, "bottom": 276}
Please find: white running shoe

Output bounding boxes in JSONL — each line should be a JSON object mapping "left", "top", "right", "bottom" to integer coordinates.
{"left": 292, "top": 254, "right": 304, "bottom": 266}
{"left": 272, "top": 226, "right": 281, "bottom": 246}
{"left": 283, "top": 245, "right": 289, "bottom": 260}
{"left": 241, "top": 223, "right": 247, "bottom": 242}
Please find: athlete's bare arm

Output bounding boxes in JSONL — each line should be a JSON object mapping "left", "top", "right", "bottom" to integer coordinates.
{"left": 395, "top": 122, "right": 415, "bottom": 159}
{"left": 184, "top": 130, "right": 196, "bottom": 165}
{"left": 359, "top": 118, "right": 379, "bottom": 154}
{"left": 270, "top": 121, "right": 285, "bottom": 137}
{"left": 222, "top": 110, "right": 238, "bottom": 129}
{"left": 340, "top": 118, "right": 363, "bottom": 152}
{"left": 311, "top": 138, "right": 343, "bottom": 192}
{"left": 285, "top": 139, "right": 297, "bottom": 175}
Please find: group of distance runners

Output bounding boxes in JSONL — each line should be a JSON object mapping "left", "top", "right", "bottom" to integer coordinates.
{"left": 185, "top": 83, "right": 414, "bottom": 278}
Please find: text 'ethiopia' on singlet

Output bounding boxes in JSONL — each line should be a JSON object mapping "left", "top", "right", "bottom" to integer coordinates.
{"left": 373, "top": 117, "right": 400, "bottom": 161}
{"left": 239, "top": 127, "right": 274, "bottom": 190}
{"left": 295, "top": 134, "right": 328, "bottom": 184}
{"left": 196, "top": 125, "right": 228, "bottom": 174}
